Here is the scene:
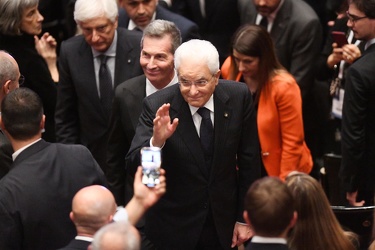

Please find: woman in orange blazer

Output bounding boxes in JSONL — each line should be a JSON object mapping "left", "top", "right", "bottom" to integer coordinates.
{"left": 222, "top": 25, "right": 312, "bottom": 180}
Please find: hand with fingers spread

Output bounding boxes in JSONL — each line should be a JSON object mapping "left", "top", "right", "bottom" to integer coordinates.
{"left": 152, "top": 103, "right": 179, "bottom": 147}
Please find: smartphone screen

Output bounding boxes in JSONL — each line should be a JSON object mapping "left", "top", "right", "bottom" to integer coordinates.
{"left": 141, "top": 147, "right": 161, "bottom": 187}
{"left": 331, "top": 31, "right": 348, "bottom": 47}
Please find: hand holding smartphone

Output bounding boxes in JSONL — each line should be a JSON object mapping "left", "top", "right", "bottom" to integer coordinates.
{"left": 141, "top": 147, "right": 161, "bottom": 187}
{"left": 331, "top": 31, "right": 348, "bottom": 48}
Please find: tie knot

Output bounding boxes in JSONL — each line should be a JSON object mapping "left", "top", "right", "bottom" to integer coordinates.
{"left": 197, "top": 107, "right": 210, "bottom": 119}
{"left": 99, "top": 54, "right": 108, "bottom": 65}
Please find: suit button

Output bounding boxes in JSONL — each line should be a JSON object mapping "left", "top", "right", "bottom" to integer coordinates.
{"left": 203, "top": 203, "right": 208, "bottom": 209}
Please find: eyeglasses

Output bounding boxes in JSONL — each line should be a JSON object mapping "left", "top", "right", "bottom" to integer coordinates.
{"left": 179, "top": 75, "right": 215, "bottom": 87}
{"left": 81, "top": 23, "right": 112, "bottom": 35}
{"left": 18, "top": 75, "right": 25, "bottom": 85}
{"left": 346, "top": 11, "right": 368, "bottom": 23}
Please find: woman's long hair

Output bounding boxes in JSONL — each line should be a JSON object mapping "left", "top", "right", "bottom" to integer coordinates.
{"left": 286, "top": 173, "right": 356, "bottom": 250}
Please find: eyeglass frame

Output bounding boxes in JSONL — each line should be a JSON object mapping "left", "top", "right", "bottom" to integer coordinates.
{"left": 178, "top": 74, "right": 216, "bottom": 87}
{"left": 346, "top": 11, "right": 368, "bottom": 23}
{"left": 18, "top": 75, "right": 25, "bottom": 85}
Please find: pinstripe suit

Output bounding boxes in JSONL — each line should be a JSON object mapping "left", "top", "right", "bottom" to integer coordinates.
{"left": 126, "top": 81, "right": 261, "bottom": 249}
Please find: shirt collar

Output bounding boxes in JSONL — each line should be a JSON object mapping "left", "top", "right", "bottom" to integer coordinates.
{"left": 251, "top": 236, "right": 287, "bottom": 244}
{"left": 12, "top": 138, "right": 42, "bottom": 161}
{"left": 128, "top": 12, "right": 156, "bottom": 31}
{"left": 75, "top": 236, "right": 93, "bottom": 242}
{"left": 365, "top": 38, "right": 375, "bottom": 50}
{"left": 189, "top": 95, "right": 214, "bottom": 116}
{"left": 146, "top": 70, "right": 178, "bottom": 96}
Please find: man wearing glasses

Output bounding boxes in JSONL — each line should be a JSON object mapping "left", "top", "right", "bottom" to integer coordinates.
{"left": 126, "top": 39, "right": 261, "bottom": 249}
{"left": 340, "top": 0, "right": 375, "bottom": 207}
{"left": 55, "top": 0, "right": 143, "bottom": 173}
{"left": 0, "top": 51, "right": 22, "bottom": 179}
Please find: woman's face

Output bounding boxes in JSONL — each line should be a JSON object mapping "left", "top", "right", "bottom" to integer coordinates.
{"left": 20, "top": 5, "right": 44, "bottom": 35}
{"left": 233, "top": 49, "right": 259, "bottom": 79}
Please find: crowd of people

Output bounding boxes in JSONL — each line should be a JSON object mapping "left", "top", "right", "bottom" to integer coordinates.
{"left": 0, "top": 0, "right": 375, "bottom": 249}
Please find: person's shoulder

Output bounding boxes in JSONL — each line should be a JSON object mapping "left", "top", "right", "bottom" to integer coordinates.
{"left": 61, "top": 34, "right": 85, "bottom": 48}
{"left": 117, "top": 27, "right": 142, "bottom": 41}
{"left": 218, "top": 79, "right": 248, "bottom": 91}
{"left": 146, "top": 84, "right": 179, "bottom": 102}
{"left": 287, "top": 0, "right": 319, "bottom": 21}
{"left": 115, "top": 75, "right": 146, "bottom": 93}
{"left": 156, "top": 5, "right": 197, "bottom": 28}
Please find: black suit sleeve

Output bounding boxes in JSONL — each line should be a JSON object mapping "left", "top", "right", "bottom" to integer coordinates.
{"left": 236, "top": 88, "right": 261, "bottom": 221}
{"left": 55, "top": 41, "right": 80, "bottom": 144}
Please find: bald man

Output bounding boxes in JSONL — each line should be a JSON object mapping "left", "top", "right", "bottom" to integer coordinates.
{"left": 0, "top": 50, "right": 21, "bottom": 179}
{"left": 60, "top": 185, "right": 117, "bottom": 249}
{"left": 59, "top": 167, "right": 166, "bottom": 250}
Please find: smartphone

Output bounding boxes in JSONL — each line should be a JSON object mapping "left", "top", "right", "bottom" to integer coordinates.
{"left": 331, "top": 31, "right": 348, "bottom": 47}
{"left": 141, "top": 147, "right": 161, "bottom": 187}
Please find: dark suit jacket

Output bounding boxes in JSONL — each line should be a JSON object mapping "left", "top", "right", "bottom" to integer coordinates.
{"left": 0, "top": 128, "right": 12, "bottom": 179}
{"left": 58, "top": 238, "right": 92, "bottom": 250}
{"left": 246, "top": 242, "right": 289, "bottom": 250}
{"left": 55, "top": 28, "right": 143, "bottom": 170}
{"left": 106, "top": 75, "right": 147, "bottom": 205}
{"left": 170, "top": 0, "right": 240, "bottom": 65}
{"left": 118, "top": 5, "right": 200, "bottom": 42}
{"left": 0, "top": 34, "right": 57, "bottom": 142}
{"left": 340, "top": 44, "right": 375, "bottom": 200}
{"left": 238, "top": 0, "right": 322, "bottom": 100}
{"left": 0, "top": 140, "right": 107, "bottom": 249}
{"left": 126, "top": 81, "right": 261, "bottom": 249}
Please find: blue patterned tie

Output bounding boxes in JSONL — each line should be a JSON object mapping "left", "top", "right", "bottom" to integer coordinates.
{"left": 99, "top": 55, "right": 113, "bottom": 116}
{"left": 198, "top": 107, "right": 214, "bottom": 169}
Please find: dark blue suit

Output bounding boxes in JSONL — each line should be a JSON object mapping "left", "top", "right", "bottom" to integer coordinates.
{"left": 126, "top": 81, "right": 261, "bottom": 249}
{"left": 246, "top": 242, "right": 289, "bottom": 250}
{"left": 118, "top": 5, "right": 200, "bottom": 42}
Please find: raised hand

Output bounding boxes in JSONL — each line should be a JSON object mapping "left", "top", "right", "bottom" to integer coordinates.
{"left": 152, "top": 103, "right": 179, "bottom": 147}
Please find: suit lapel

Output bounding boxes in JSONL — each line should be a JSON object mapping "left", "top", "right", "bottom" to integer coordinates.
{"left": 211, "top": 85, "right": 231, "bottom": 178}
{"left": 170, "top": 91, "right": 209, "bottom": 178}
{"left": 114, "top": 29, "right": 138, "bottom": 86}
{"left": 125, "top": 75, "right": 147, "bottom": 129}
{"left": 271, "top": 0, "right": 291, "bottom": 44}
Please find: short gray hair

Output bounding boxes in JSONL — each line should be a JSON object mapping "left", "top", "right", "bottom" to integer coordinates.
{"left": 0, "top": 51, "right": 18, "bottom": 88}
{"left": 174, "top": 39, "right": 219, "bottom": 74}
{"left": 91, "top": 221, "right": 140, "bottom": 250}
{"left": 74, "top": 0, "right": 118, "bottom": 24}
{"left": 141, "top": 20, "right": 182, "bottom": 54}
{"left": 0, "top": 0, "right": 39, "bottom": 35}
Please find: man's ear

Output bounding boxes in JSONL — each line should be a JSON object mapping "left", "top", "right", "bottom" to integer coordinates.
{"left": 289, "top": 211, "right": 298, "bottom": 229}
{"left": 40, "top": 115, "right": 45, "bottom": 130}
{"left": 69, "top": 211, "right": 74, "bottom": 222}
{"left": 2, "top": 80, "right": 12, "bottom": 94}
{"left": 0, "top": 116, "right": 4, "bottom": 130}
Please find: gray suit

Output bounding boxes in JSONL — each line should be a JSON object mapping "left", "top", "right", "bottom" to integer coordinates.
{"left": 126, "top": 81, "right": 261, "bottom": 249}
{"left": 239, "top": 0, "right": 322, "bottom": 99}
{"left": 106, "top": 75, "right": 147, "bottom": 205}
{"left": 55, "top": 28, "right": 143, "bottom": 171}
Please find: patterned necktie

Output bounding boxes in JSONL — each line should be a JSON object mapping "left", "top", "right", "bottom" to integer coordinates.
{"left": 99, "top": 55, "right": 113, "bottom": 116}
{"left": 259, "top": 16, "right": 268, "bottom": 30}
{"left": 197, "top": 107, "right": 214, "bottom": 169}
